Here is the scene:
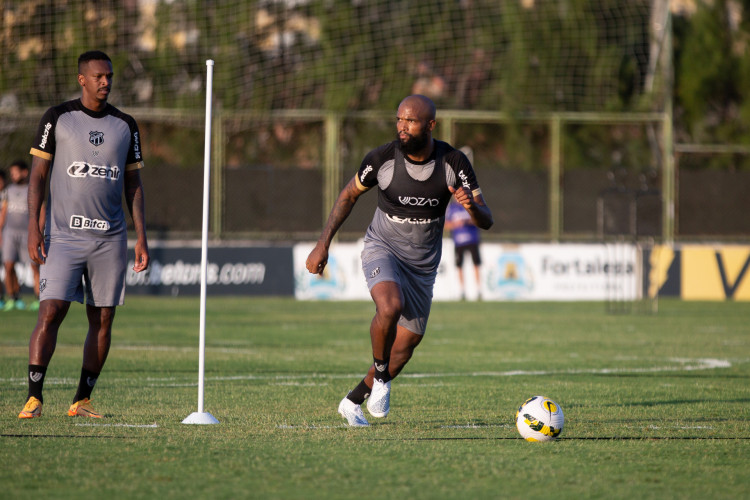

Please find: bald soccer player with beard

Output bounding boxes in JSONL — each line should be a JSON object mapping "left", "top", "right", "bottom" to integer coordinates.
{"left": 306, "top": 95, "right": 493, "bottom": 426}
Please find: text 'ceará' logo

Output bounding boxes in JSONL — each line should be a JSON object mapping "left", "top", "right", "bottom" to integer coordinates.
{"left": 89, "top": 130, "right": 104, "bottom": 146}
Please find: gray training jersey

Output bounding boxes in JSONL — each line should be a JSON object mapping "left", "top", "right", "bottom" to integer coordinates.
{"left": 30, "top": 98, "right": 144, "bottom": 241}
{"left": 2, "top": 183, "right": 29, "bottom": 231}
{"left": 356, "top": 140, "right": 483, "bottom": 273}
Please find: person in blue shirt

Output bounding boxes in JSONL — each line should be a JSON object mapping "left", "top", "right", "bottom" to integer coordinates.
{"left": 444, "top": 149, "right": 483, "bottom": 300}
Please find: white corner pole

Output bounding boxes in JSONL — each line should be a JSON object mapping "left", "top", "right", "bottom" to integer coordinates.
{"left": 183, "top": 59, "right": 219, "bottom": 425}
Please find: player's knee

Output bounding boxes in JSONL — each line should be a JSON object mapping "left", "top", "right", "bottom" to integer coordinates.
{"left": 87, "top": 307, "right": 115, "bottom": 331}
{"left": 376, "top": 297, "right": 402, "bottom": 322}
{"left": 36, "top": 301, "right": 69, "bottom": 327}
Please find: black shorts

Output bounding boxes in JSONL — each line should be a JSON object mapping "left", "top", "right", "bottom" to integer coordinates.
{"left": 455, "top": 243, "right": 481, "bottom": 267}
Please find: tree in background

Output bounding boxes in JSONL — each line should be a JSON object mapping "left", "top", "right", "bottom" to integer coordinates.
{"left": 0, "top": 0, "right": 749, "bottom": 152}
{"left": 675, "top": 0, "right": 748, "bottom": 146}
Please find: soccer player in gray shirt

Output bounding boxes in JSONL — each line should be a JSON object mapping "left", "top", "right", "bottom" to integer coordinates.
{"left": 0, "top": 160, "right": 40, "bottom": 311}
{"left": 18, "top": 51, "right": 150, "bottom": 419}
{"left": 306, "top": 95, "right": 493, "bottom": 426}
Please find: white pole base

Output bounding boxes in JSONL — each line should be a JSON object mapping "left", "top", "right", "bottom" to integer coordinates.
{"left": 182, "top": 412, "right": 220, "bottom": 425}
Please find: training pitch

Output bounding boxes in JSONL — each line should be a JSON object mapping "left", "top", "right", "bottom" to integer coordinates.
{"left": 1, "top": 297, "right": 748, "bottom": 499}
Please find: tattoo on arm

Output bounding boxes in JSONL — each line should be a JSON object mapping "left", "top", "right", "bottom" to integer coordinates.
{"left": 319, "top": 177, "right": 365, "bottom": 246}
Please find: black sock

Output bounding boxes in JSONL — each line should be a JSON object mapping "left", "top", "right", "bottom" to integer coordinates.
{"left": 373, "top": 357, "right": 391, "bottom": 383}
{"left": 346, "top": 379, "right": 371, "bottom": 405}
{"left": 73, "top": 368, "right": 100, "bottom": 403}
{"left": 27, "top": 364, "right": 47, "bottom": 403}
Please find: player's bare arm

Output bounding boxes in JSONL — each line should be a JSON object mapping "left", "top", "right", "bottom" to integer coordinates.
{"left": 27, "top": 156, "right": 51, "bottom": 264}
{"left": 306, "top": 175, "right": 369, "bottom": 275}
{"left": 448, "top": 185, "right": 493, "bottom": 230}
{"left": 124, "top": 169, "right": 149, "bottom": 273}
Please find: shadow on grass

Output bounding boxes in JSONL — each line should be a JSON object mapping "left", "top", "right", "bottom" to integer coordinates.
{"left": 606, "top": 397, "right": 750, "bottom": 407}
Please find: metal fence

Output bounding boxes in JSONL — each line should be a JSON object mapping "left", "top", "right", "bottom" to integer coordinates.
{"left": 3, "top": 107, "right": 749, "bottom": 242}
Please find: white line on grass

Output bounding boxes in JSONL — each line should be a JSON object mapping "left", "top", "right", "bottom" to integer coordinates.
{"left": 276, "top": 423, "right": 513, "bottom": 430}
{"left": 207, "top": 357, "right": 732, "bottom": 382}
{"left": 117, "top": 345, "right": 259, "bottom": 355}
{"left": 276, "top": 424, "right": 345, "bottom": 429}
{"left": 440, "top": 424, "right": 513, "bottom": 429}
{"left": 0, "top": 357, "right": 733, "bottom": 387}
{"left": 74, "top": 423, "right": 159, "bottom": 428}
{"left": 271, "top": 382, "right": 330, "bottom": 386}
{"left": 647, "top": 425, "right": 715, "bottom": 430}
{"left": 414, "top": 357, "right": 732, "bottom": 378}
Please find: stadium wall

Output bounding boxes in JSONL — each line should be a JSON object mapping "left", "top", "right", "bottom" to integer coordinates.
{"left": 123, "top": 242, "right": 294, "bottom": 296}
{"left": 294, "top": 241, "right": 750, "bottom": 302}
{"left": 5, "top": 242, "right": 747, "bottom": 301}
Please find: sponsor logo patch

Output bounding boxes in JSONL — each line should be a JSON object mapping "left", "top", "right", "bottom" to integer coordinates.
{"left": 70, "top": 215, "right": 111, "bottom": 231}
{"left": 398, "top": 196, "right": 439, "bottom": 207}
{"left": 458, "top": 169, "right": 471, "bottom": 189}
{"left": 67, "top": 161, "right": 120, "bottom": 180}
{"left": 387, "top": 214, "right": 438, "bottom": 225}
{"left": 360, "top": 164, "right": 373, "bottom": 183}
{"left": 39, "top": 122, "right": 52, "bottom": 149}
{"left": 133, "top": 131, "right": 141, "bottom": 160}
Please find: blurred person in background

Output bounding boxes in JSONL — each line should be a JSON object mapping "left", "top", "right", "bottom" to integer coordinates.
{"left": 444, "top": 147, "right": 483, "bottom": 301}
{"left": 445, "top": 197, "right": 483, "bottom": 301}
{"left": 0, "top": 160, "right": 40, "bottom": 311}
{"left": 0, "top": 168, "right": 6, "bottom": 308}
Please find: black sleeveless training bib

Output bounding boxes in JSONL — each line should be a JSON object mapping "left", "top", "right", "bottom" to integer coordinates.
{"left": 378, "top": 141, "right": 452, "bottom": 219}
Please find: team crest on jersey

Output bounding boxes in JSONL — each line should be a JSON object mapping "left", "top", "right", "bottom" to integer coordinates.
{"left": 89, "top": 131, "right": 104, "bottom": 146}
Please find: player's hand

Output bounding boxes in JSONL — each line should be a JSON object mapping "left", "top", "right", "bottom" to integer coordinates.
{"left": 306, "top": 243, "right": 329, "bottom": 275}
{"left": 27, "top": 226, "right": 46, "bottom": 265}
{"left": 132, "top": 239, "right": 150, "bottom": 273}
{"left": 448, "top": 185, "right": 474, "bottom": 210}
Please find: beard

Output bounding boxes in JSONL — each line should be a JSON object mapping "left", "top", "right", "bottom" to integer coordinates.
{"left": 397, "top": 129, "right": 431, "bottom": 156}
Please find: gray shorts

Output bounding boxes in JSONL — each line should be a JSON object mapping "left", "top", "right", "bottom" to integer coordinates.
{"left": 40, "top": 238, "right": 127, "bottom": 307}
{"left": 2, "top": 228, "right": 29, "bottom": 264}
{"left": 361, "top": 244, "right": 435, "bottom": 336}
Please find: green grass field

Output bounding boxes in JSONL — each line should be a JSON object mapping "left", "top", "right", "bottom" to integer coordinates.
{"left": 1, "top": 297, "right": 748, "bottom": 499}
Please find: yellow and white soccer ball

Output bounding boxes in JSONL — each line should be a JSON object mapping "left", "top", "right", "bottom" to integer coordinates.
{"left": 515, "top": 396, "right": 564, "bottom": 442}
